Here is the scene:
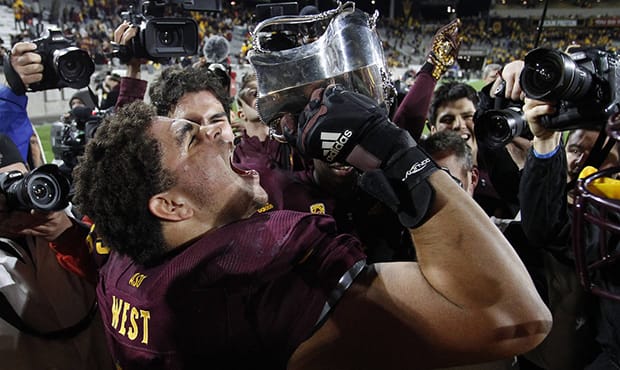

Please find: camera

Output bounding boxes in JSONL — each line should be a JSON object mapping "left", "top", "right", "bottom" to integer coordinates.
{"left": 51, "top": 107, "right": 106, "bottom": 171}
{"left": 520, "top": 46, "right": 620, "bottom": 131}
{"left": 28, "top": 29, "right": 95, "bottom": 92}
{"left": 0, "top": 164, "right": 71, "bottom": 212}
{"left": 117, "top": 0, "right": 222, "bottom": 63}
{"left": 474, "top": 80, "right": 531, "bottom": 149}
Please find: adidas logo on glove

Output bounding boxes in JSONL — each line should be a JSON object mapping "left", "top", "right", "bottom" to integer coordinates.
{"left": 321, "top": 130, "right": 353, "bottom": 162}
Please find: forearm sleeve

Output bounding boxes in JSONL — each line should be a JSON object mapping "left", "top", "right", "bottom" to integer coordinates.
{"left": 392, "top": 65, "right": 436, "bottom": 141}
{"left": 115, "top": 77, "right": 147, "bottom": 110}
{"left": 519, "top": 146, "right": 571, "bottom": 249}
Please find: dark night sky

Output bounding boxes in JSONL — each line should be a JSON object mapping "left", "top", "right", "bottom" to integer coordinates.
{"left": 256, "top": 0, "right": 493, "bottom": 20}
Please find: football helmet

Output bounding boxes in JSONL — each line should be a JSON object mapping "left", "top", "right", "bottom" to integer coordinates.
{"left": 572, "top": 165, "right": 620, "bottom": 302}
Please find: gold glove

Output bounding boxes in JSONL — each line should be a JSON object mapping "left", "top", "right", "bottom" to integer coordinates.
{"left": 426, "top": 18, "right": 462, "bottom": 80}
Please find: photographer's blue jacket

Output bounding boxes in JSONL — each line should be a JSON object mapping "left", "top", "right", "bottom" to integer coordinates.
{"left": 0, "top": 84, "right": 34, "bottom": 163}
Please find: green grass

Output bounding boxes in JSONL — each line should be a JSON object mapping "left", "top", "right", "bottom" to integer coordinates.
{"left": 35, "top": 124, "right": 54, "bottom": 163}
{"left": 467, "top": 79, "right": 487, "bottom": 91}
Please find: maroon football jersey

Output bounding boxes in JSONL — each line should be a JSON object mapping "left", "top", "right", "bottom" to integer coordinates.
{"left": 96, "top": 210, "right": 365, "bottom": 369}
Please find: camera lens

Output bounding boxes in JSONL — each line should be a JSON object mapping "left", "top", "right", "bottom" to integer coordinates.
{"left": 54, "top": 47, "right": 95, "bottom": 88}
{"left": 474, "top": 108, "right": 528, "bottom": 149}
{"left": 24, "top": 173, "right": 62, "bottom": 211}
{"left": 523, "top": 62, "right": 560, "bottom": 96}
{"left": 158, "top": 29, "right": 177, "bottom": 46}
{"left": 144, "top": 18, "right": 198, "bottom": 58}
{"left": 6, "top": 164, "right": 71, "bottom": 212}
{"left": 30, "top": 177, "right": 54, "bottom": 201}
{"left": 521, "top": 48, "right": 593, "bottom": 101}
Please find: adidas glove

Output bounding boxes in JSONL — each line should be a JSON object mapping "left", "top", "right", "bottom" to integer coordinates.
{"left": 289, "top": 84, "right": 414, "bottom": 171}
{"left": 287, "top": 84, "right": 438, "bottom": 227}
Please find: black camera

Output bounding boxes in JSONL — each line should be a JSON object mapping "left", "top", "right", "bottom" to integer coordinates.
{"left": 28, "top": 29, "right": 95, "bottom": 92}
{"left": 51, "top": 107, "right": 106, "bottom": 171}
{"left": 520, "top": 46, "right": 620, "bottom": 131}
{"left": 0, "top": 164, "right": 71, "bottom": 212}
{"left": 117, "top": 0, "right": 221, "bottom": 63}
{"left": 475, "top": 80, "right": 531, "bottom": 149}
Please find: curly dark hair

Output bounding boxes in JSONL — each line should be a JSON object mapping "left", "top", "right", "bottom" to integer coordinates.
{"left": 148, "top": 65, "right": 232, "bottom": 117}
{"left": 428, "top": 82, "right": 479, "bottom": 128}
{"left": 73, "top": 101, "right": 175, "bottom": 265}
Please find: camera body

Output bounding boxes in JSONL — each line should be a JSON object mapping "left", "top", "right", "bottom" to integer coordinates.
{"left": 520, "top": 46, "right": 620, "bottom": 131}
{"left": 28, "top": 29, "right": 95, "bottom": 92}
{"left": 117, "top": 0, "right": 222, "bottom": 62}
{"left": 0, "top": 164, "right": 70, "bottom": 212}
{"left": 51, "top": 108, "right": 106, "bottom": 170}
{"left": 474, "top": 80, "right": 531, "bottom": 149}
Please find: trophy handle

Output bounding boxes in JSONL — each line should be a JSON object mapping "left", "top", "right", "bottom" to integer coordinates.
{"left": 251, "top": 1, "right": 356, "bottom": 53}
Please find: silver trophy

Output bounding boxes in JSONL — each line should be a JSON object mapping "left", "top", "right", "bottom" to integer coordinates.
{"left": 248, "top": 1, "right": 395, "bottom": 135}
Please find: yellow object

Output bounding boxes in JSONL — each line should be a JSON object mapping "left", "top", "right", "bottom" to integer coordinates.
{"left": 579, "top": 166, "right": 620, "bottom": 199}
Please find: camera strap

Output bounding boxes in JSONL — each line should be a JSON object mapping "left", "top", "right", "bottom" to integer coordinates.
{"left": 0, "top": 293, "right": 98, "bottom": 340}
{"left": 0, "top": 237, "right": 27, "bottom": 263}
{"left": 583, "top": 127, "right": 615, "bottom": 171}
{"left": 2, "top": 52, "right": 27, "bottom": 96}
{"left": 0, "top": 238, "right": 98, "bottom": 340}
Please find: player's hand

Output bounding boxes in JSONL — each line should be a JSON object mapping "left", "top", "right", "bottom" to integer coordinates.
{"left": 426, "top": 18, "right": 462, "bottom": 80}
{"left": 283, "top": 84, "right": 414, "bottom": 171}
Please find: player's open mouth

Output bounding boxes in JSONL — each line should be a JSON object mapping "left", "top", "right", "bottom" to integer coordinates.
{"left": 329, "top": 163, "right": 354, "bottom": 174}
{"left": 461, "top": 133, "right": 471, "bottom": 141}
{"left": 230, "top": 158, "right": 257, "bottom": 177}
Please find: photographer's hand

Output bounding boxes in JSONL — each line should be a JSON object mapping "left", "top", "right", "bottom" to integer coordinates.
{"left": 523, "top": 97, "right": 561, "bottom": 154}
{"left": 0, "top": 208, "right": 72, "bottom": 241}
{"left": 490, "top": 60, "right": 524, "bottom": 102}
{"left": 1, "top": 210, "right": 43, "bottom": 237}
{"left": 114, "top": 21, "right": 143, "bottom": 79}
{"left": 9, "top": 42, "right": 43, "bottom": 86}
{"left": 20, "top": 210, "right": 73, "bottom": 241}
{"left": 506, "top": 136, "right": 532, "bottom": 170}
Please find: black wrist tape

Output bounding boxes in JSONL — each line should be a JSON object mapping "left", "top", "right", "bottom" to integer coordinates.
{"left": 360, "top": 146, "right": 438, "bottom": 228}
{"left": 3, "top": 53, "right": 27, "bottom": 96}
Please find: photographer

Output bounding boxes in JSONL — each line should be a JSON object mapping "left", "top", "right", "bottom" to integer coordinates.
{"left": 0, "top": 43, "right": 46, "bottom": 170}
{"left": 0, "top": 83, "right": 45, "bottom": 169}
{"left": 3, "top": 28, "right": 96, "bottom": 171}
{"left": 517, "top": 47, "right": 620, "bottom": 367}
{"left": 110, "top": 21, "right": 149, "bottom": 109}
{"left": 51, "top": 88, "right": 101, "bottom": 179}
{"left": 0, "top": 134, "right": 112, "bottom": 369}
{"left": 520, "top": 97, "right": 617, "bottom": 370}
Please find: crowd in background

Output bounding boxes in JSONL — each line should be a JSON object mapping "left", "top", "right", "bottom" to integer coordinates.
{"left": 3, "top": 0, "right": 620, "bottom": 367}
{"left": 2, "top": 0, "right": 620, "bottom": 75}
